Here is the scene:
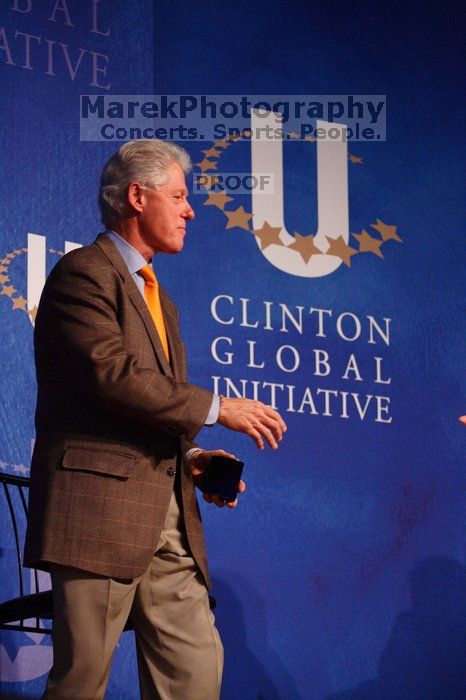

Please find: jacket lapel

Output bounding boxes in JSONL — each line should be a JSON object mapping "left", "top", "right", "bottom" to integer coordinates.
{"left": 94, "top": 233, "right": 174, "bottom": 378}
{"left": 159, "top": 289, "right": 184, "bottom": 381}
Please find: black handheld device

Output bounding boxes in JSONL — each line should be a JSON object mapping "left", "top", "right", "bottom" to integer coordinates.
{"left": 200, "top": 455, "right": 244, "bottom": 503}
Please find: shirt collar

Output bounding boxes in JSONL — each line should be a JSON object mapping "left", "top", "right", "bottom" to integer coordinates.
{"left": 105, "top": 230, "right": 150, "bottom": 275}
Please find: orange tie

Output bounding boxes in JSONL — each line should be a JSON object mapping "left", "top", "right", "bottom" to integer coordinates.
{"left": 139, "top": 264, "right": 170, "bottom": 360}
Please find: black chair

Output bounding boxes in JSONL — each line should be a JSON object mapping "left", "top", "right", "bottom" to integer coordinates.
{"left": 0, "top": 472, "right": 214, "bottom": 636}
{"left": 0, "top": 472, "right": 53, "bottom": 634}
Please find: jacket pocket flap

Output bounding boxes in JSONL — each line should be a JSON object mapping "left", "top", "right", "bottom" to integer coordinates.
{"left": 62, "top": 446, "right": 133, "bottom": 479}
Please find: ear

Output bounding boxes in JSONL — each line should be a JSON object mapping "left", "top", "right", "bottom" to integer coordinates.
{"left": 127, "top": 182, "right": 145, "bottom": 214}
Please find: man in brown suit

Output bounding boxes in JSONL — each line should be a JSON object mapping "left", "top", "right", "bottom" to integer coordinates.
{"left": 24, "top": 139, "right": 286, "bottom": 699}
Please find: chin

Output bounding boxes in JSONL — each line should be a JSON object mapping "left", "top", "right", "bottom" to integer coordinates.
{"left": 167, "top": 240, "right": 184, "bottom": 254}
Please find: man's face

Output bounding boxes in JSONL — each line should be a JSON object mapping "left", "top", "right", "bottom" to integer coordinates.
{"left": 138, "top": 162, "right": 194, "bottom": 255}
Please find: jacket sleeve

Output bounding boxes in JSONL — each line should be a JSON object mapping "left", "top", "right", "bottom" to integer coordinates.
{"left": 34, "top": 249, "right": 213, "bottom": 439}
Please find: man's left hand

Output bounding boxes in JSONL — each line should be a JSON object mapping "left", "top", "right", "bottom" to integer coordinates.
{"left": 188, "top": 449, "right": 246, "bottom": 509}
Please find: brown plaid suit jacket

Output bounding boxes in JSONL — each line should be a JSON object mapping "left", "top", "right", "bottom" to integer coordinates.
{"left": 24, "top": 233, "right": 214, "bottom": 587}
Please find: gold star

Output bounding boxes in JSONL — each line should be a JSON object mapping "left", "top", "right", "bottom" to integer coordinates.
{"left": 0, "top": 285, "right": 15, "bottom": 298}
{"left": 0, "top": 274, "right": 9, "bottom": 284}
{"left": 5, "top": 253, "right": 15, "bottom": 260}
{"left": 204, "top": 192, "right": 234, "bottom": 209}
{"left": 352, "top": 229, "right": 384, "bottom": 258}
{"left": 228, "top": 134, "right": 240, "bottom": 141}
{"left": 29, "top": 306, "right": 38, "bottom": 323}
{"left": 213, "top": 140, "right": 230, "bottom": 149}
{"left": 326, "top": 236, "right": 358, "bottom": 268}
{"left": 49, "top": 249, "right": 56, "bottom": 254}
{"left": 11, "top": 295, "right": 27, "bottom": 311}
{"left": 253, "top": 221, "right": 283, "bottom": 250}
{"left": 195, "top": 158, "right": 218, "bottom": 173}
{"left": 224, "top": 206, "right": 253, "bottom": 232}
{"left": 349, "top": 155, "right": 363, "bottom": 164}
{"left": 304, "top": 135, "right": 316, "bottom": 142}
{"left": 21, "top": 248, "right": 27, "bottom": 253}
{"left": 288, "top": 131, "right": 300, "bottom": 139}
{"left": 371, "top": 219, "right": 402, "bottom": 242}
{"left": 0, "top": 259, "right": 10, "bottom": 265}
{"left": 0, "top": 265, "right": 7, "bottom": 273}
{"left": 288, "top": 232, "right": 322, "bottom": 263}
{"left": 202, "top": 147, "right": 222, "bottom": 158}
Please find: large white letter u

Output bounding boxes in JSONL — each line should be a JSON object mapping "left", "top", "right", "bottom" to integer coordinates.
{"left": 251, "top": 113, "right": 349, "bottom": 278}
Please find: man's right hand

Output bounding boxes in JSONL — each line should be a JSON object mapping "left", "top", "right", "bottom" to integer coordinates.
{"left": 217, "top": 397, "right": 287, "bottom": 450}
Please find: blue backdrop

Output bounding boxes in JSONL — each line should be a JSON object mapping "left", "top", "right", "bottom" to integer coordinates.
{"left": 1, "top": 1, "right": 465, "bottom": 698}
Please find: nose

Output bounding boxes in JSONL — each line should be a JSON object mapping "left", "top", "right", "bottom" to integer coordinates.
{"left": 183, "top": 199, "right": 195, "bottom": 221}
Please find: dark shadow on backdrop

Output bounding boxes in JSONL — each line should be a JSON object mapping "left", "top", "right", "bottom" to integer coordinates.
{"left": 326, "top": 557, "right": 466, "bottom": 700}
{"left": 213, "top": 573, "right": 302, "bottom": 700}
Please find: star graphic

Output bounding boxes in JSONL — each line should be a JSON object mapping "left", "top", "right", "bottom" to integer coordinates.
{"left": 371, "top": 219, "right": 402, "bottom": 242}
{"left": 349, "top": 155, "right": 363, "bottom": 164}
{"left": 304, "top": 135, "right": 316, "bottom": 142}
{"left": 326, "top": 236, "right": 358, "bottom": 268}
{"left": 195, "top": 158, "right": 218, "bottom": 173}
{"left": 224, "top": 206, "right": 253, "bottom": 231}
{"left": 213, "top": 140, "right": 230, "bottom": 149}
{"left": 11, "top": 295, "right": 27, "bottom": 311}
{"left": 29, "top": 305, "right": 38, "bottom": 323}
{"left": 49, "top": 249, "right": 56, "bottom": 254}
{"left": 5, "top": 253, "right": 15, "bottom": 260}
{"left": 0, "top": 259, "right": 10, "bottom": 265}
{"left": 0, "top": 285, "right": 15, "bottom": 298}
{"left": 0, "top": 274, "right": 9, "bottom": 284}
{"left": 228, "top": 134, "right": 240, "bottom": 141}
{"left": 0, "top": 265, "right": 7, "bottom": 273}
{"left": 21, "top": 248, "right": 27, "bottom": 253}
{"left": 253, "top": 221, "right": 283, "bottom": 250}
{"left": 288, "top": 131, "right": 300, "bottom": 139}
{"left": 1, "top": 616, "right": 36, "bottom": 660}
{"left": 352, "top": 229, "right": 384, "bottom": 258}
{"left": 288, "top": 232, "right": 322, "bottom": 263}
{"left": 204, "top": 192, "right": 234, "bottom": 209}
{"left": 202, "top": 147, "right": 222, "bottom": 158}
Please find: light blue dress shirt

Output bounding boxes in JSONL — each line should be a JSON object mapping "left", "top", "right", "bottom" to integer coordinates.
{"left": 105, "top": 230, "right": 220, "bottom": 432}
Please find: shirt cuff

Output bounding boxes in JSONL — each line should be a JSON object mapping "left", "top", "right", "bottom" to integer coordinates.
{"left": 205, "top": 394, "right": 220, "bottom": 425}
{"left": 186, "top": 447, "right": 204, "bottom": 464}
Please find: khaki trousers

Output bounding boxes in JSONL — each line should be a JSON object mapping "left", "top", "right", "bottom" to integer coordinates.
{"left": 43, "top": 489, "right": 223, "bottom": 700}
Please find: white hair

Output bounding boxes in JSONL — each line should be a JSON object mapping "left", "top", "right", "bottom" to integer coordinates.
{"left": 98, "top": 139, "right": 192, "bottom": 227}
